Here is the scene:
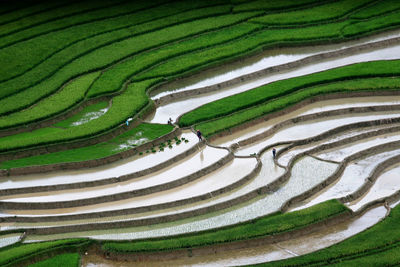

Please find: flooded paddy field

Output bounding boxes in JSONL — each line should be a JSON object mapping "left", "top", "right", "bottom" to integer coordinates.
{"left": 2, "top": 25, "right": 400, "bottom": 267}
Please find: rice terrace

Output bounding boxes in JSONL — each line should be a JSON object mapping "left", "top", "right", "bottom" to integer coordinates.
{"left": 1, "top": 0, "right": 400, "bottom": 266}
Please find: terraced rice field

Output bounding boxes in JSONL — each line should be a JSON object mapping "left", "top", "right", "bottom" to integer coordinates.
{"left": 1, "top": 0, "right": 400, "bottom": 266}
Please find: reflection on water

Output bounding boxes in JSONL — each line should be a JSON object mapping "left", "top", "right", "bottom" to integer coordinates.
{"left": 151, "top": 30, "right": 400, "bottom": 99}
{"left": 148, "top": 44, "right": 400, "bottom": 124}
{"left": 81, "top": 206, "right": 386, "bottom": 266}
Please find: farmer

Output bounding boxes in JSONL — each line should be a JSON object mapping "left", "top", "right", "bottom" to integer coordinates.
{"left": 272, "top": 148, "right": 276, "bottom": 159}
{"left": 126, "top": 117, "right": 133, "bottom": 126}
{"left": 168, "top": 117, "right": 173, "bottom": 125}
{"left": 196, "top": 130, "right": 203, "bottom": 141}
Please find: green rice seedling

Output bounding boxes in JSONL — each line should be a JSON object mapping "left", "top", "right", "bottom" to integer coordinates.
{"left": 87, "top": 11, "right": 259, "bottom": 97}
{"left": 0, "top": 1, "right": 71, "bottom": 26}
{"left": 250, "top": 0, "right": 373, "bottom": 26}
{"left": 0, "top": 239, "right": 89, "bottom": 266}
{"left": 350, "top": 0, "right": 400, "bottom": 19}
{"left": 102, "top": 200, "right": 347, "bottom": 253}
{"left": 0, "top": 0, "right": 144, "bottom": 48}
{"left": 0, "top": 2, "right": 230, "bottom": 106}
{"left": 264, "top": 204, "right": 400, "bottom": 266}
{"left": 197, "top": 75, "right": 400, "bottom": 137}
{"left": 180, "top": 60, "right": 400, "bottom": 127}
{"left": 0, "top": 79, "right": 157, "bottom": 153}
{"left": 233, "top": 0, "right": 321, "bottom": 12}
{"left": 29, "top": 253, "right": 80, "bottom": 267}
{"left": 343, "top": 10, "right": 400, "bottom": 37}
{"left": 0, "top": 71, "right": 100, "bottom": 129}
{"left": 0, "top": 1, "right": 220, "bottom": 84}
{"left": 0, "top": 1, "right": 125, "bottom": 37}
{"left": 54, "top": 100, "right": 109, "bottom": 129}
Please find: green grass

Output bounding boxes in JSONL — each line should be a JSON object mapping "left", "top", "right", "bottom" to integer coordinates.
{"left": 260, "top": 204, "right": 400, "bottom": 266}
{"left": 350, "top": 0, "right": 400, "bottom": 19}
{"left": 178, "top": 60, "right": 400, "bottom": 128}
{"left": 250, "top": 0, "right": 373, "bottom": 25}
{"left": 54, "top": 101, "right": 109, "bottom": 129}
{"left": 0, "top": 4, "right": 233, "bottom": 115}
{"left": 88, "top": 20, "right": 262, "bottom": 97}
{"left": 1, "top": 0, "right": 399, "bottom": 125}
{"left": 343, "top": 9, "right": 400, "bottom": 37}
{"left": 233, "top": 0, "right": 323, "bottom": 12}
{"left": 0, "top": 239, "right": 89, "bottom": 267}
{"left": 102, "top": 200, "right": 348, "bottom": 253}
{"left": 28, "top": 253, "right": 80, "bottom": 267}
{"left": 0, "top": 123, "right": 173, "bottom": 169}
{"left": 0, "top": 1, "right": 71, "bottom": 26}
{"left": 0, "top": 0, "right": 177, "bottom": 83}
{"left": 0, "top": 0, "right": 125, "bottom": 38}
{"left": 0, "top": 2, "right": 399, "bottom": 152}
{"left": 197, "top": 76, "right": 400, "bottom": 137}
{"left": 2, "top": 18, "right": 400, "bottom": 150}
{"left": 0, "top": 79, "right": 157, "bottom": 152}
{"left": 0, "top": 1, "right": 229, "bottom": 102}
{"left": 0, "top": 71, "right": 100, "bottom": 129}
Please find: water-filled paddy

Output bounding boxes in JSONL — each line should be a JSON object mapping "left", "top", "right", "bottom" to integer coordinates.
{"left": 213, "top": 96, "right": 400, "bottom": 147}
{"left": 148, "top": 43, "right": 400, "bottom": 124}
{"left": 236, "top": 112, "right": 400, "bottom": 157}
{"left": 348, "top": 164, "right": 400, "bottom": 212}
{"left": 21, "top": 157, "right": 336, "bottom": 241}
{"left": 1, "top": 146, "right": 229, "bottom": 203}
{"left": 80, "top": 205, "right": 387, "bottom": 266}
{"left": 291, "top": 149, "right": 400, "bottom": 211}
{"left": 151, "top": 30, "right": 400, "bottom": 99}
{"left": 0, "top": 131, "right": 198, "bottom": 189}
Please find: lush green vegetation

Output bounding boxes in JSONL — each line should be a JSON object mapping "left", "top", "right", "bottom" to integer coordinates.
{"left": 176, "top": 60, "right": 400, "bottom": 135}
{"left": 181, "top": 59, "right": 400, "bottom": 125}
{"left": 0, "top": 2, "right": 231, "bottom": 109}
{"left": 0, "top": 79, "right": 157, "bottom": 152}
{"left": 350, "top": 0, "right": 400, "bottom": 19}
{"left": 0, "top": 0, "right": 202, "bottom": 82}
{"left": 28, "top": 253, "right": 80, "bottom": 267}
{"left": 0, "top": 0, "right": 398, "bottom": 140}
{"left": 0, "top": 239, "right": 89, "bottom": 267}
{"left": 261, "top": 204, "right": 400, "bottom": 266}
{"left": 233, "top": 0, "right": 323, "bottom": 12}
{"left": 342, "top": 9, "right": 400, "bottom": 37}
{"left": 0, "top": 1, "right": 71, "bottom": 26}
{"left": 53, "top": 101, "right": 109, "bottom": 129}
{"left": 1, "top": 0, "right": 398, "bottom": 121}
{"left": 250, "top": 0, "right": 373, "bottom": 26}
{"left": 1, "top": 1, "right": 400, "bottom": 264}
{"left": 0, "top": 123, "right": 173, "bottom": 169}
{"left": 0, "top": 72, "right": 100, "bottom": 129}
{"left": 102, "top": 200, "right": 348, "bottom": 253}
{"left": 88, "top": 21, "right": 262, "bottom": 97}
{"left": 197, "top": 76, "right": 400, "bottom": 137}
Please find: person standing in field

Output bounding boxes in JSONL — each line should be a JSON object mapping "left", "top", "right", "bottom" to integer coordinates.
{"left": 272, "top": 148, "right": 276, "bottom": 159}
{"left": 197, "top": 130, "right": 203, "bottom": 141}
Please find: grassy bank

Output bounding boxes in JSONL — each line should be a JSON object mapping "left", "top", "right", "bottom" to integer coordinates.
{"left": 0, "top": 123, "right": 173, "bottom": 169}
{"left": 29, "top": 253, "right": 80, "bottom": 267}
{"left": 261, "top": 204, "right": 400, "bottom": 266}
{"left": 102, "top": 200, "right": 348, "bottom": 253}
{"left": 0, "top": 239, "right": 90, "bottom": 267}
{"left": 185, "top": 68, "right": 400, "bottom": 137}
